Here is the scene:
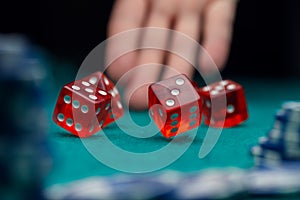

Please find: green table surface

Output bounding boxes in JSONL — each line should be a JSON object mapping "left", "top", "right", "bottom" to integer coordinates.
{"left": 45, "top": 68, "right": 300, "bottom": 188}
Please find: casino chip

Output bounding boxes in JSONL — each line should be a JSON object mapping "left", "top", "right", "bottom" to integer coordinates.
{"left": 45, "top": 167, "right": 300, "bottom": 199}
{"left": 248, "top": 102, "right": 300, "bottom": 197}
{"left": 245, "top": 163, "right": 300, "bottom": 196}
{"left": 45, "top": 172, "right": 179, "bottom": 200}
{"left": 0, "top": 34, "right": 52, "bottom": 199}
{"left": 250, "top": 101, "right": 300, "bottom": 168}
{"left": 171, "top": 168, "right": 246, "bottom": 200}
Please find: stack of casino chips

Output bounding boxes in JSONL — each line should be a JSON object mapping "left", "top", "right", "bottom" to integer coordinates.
{"left": 250, "top": 101, "right": 300, "bottom": 167}
{"left": 45, "top": 167, "right": 300, "bottom": 199}
{"left": 0, "top": 34, "right": 52, "bottom": 199}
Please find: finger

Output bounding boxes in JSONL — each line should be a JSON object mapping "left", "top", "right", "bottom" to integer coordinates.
{"left": 106, "top": 0, "right": 148, "bottom": 82}
{"left": 163, "top": 11, "right": 201, "bottom": 79}
{"left": 125, "top": 0, "right": 177, "bottom": 110}
{"left": 199, "top": 0, "right": 237, "bottom": 74}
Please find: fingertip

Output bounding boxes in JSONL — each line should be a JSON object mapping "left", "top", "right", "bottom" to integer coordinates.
{"left": 199, "top": 41, "right": 228, "bottom": 74}
{"left": 106, "top": 0, "right": 147, "bottom": 83}
{"left": 200, "top": 0, "right": 238, "bottom": 75}
{"left": 107, "top": 0, "right": 147, "bottom": 36}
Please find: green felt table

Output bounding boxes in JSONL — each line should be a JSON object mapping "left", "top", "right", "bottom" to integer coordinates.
{"left": 44, "top": 68, "right": 300, "bottom": 188}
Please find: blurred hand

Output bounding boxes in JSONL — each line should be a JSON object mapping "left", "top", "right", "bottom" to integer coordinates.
{"left": 107, "top": 0, "right": 238, "bottom": 110}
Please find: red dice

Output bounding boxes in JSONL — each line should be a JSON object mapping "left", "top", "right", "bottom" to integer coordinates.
{"left": 81, "top": 72, "right": 124, "bottom": 127}
{"left": 148, "top": 74, "right": 202, "bottom": 138}
{"left": 198, "top": 80, "right": 248, "bottom": 128}
{"left": 53, "top": 80, "right": 112, "bottom": 137}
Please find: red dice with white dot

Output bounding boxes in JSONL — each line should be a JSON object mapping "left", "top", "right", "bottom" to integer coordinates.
{"left": 53, "top": 80, "right": 112, "bottom": 137}
{"left": 148, "top": 74, "right": 202, "bottom": 138}
{"left": 198, "top": 80, "right": 248, "bottom": 128}
{"left": 82, "top": 72, "right": 124, "bottom": 127}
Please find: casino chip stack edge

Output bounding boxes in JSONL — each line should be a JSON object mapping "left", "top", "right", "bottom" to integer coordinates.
{"left": 0, "top": 34, "right": 52, "bottom": 199}
{"left": 250, "top": 101, "right": 300, "bottom": 167}
{"left": 45, "top": 167, "right": 300, "bottom": 199}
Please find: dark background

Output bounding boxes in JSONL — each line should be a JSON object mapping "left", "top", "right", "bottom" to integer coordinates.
{"left": 1, "top": 0, "right": 299, "bottom": 77}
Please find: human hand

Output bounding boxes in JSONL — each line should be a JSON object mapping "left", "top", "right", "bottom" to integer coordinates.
{"left": 106, "top": 0, "right": 238, "bottom": 110}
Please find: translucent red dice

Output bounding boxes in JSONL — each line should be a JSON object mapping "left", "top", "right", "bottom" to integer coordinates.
{"left": 198, "top": 80, "right": 248, "bottom": 128}
{"left": 148, "top": 74, "right": 202, "bottom": 138}
{"left": 81, "top": 72, "right": 124, "bottom": 127}
{"left": 53, "top": 80, "right": 112, "bottom": 137}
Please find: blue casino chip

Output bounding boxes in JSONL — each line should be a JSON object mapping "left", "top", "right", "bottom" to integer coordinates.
{"left": 0, "top": 33, "right": 51, "bottom": 199}
{"left": 45, "top": 168, "right": 300, "bottom": 199}
{"left": 250, "top": 145, "right": 282, "bottom": 167}
{"left": 245, "top": 165, "right": 300, "bottom": 196}
{"left": 250, "top": 101, "right": 300, "bottom": 168}
{"left": 251, "top": 145, "right": 300, "bottom": 169}
{"left": 267, "top": 127, "right": 300, "bottom": 143}
{"left": 45, "top": 170, "right": 248, "bottom": 200}
{"left": 170, "top": 169, "right": 246, "bottom": 200}
{"left": 45, "top": 173, "right": 177, "bottom": 200}
{"left": 258, "top": 137, "right": 300, "bottom": 160}
{"left": 0, "top": 34, "right": 48, "bottom": 82}
{"left": 106, "top": 174, "right": 176, "bottom": 200}
{"left": 276, "top": 102, "right": 300, "bottom": 124}
{"left": 0, "top": 34, "right": 30, "bottom": 77}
